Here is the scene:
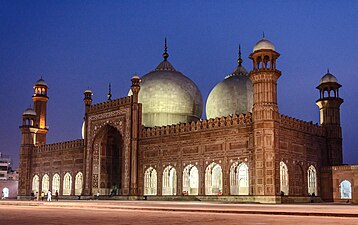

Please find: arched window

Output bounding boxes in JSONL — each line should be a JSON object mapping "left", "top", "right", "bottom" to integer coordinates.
{"left": 144, "top": 167, "right": 157, "bottom": 195}
{"left": 52, "top": 173, "right": 60, "bottom": 194}
{"left": 182, "top": 164, "right": 199, "bottom": 195}
{"left": 230, "top": 162, "right": 249, "bottom": 195}
{"left": 340, "top": 180, "right": 352, "bottom": 199}
{"left": 32, "top": 175, "right": 40, "bottom": 193}
{"left": 205, "top": 162, "right": 222, "bottom": 195}
{"left": 162, "top": 165, "right": 176, "bottom": 195}
{"left": 42, "top": 174, "right": 50, "bottom": 194}
{"left": 280, "top": 161, "right": 289, "bottom": 195}
{"left": 63, "top": 173, "right": 72, "bottom": 195}
{"left": 307, "top": 165, "right": 317, "bottom": 196}
{"left": 2, "top": 187, "right": 9, "bottom": 198}
{"left": 75, "top": 172, "right": 83, "bottom": 196}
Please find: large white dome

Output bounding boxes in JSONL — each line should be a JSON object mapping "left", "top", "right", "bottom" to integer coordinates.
{"left": 206, "top": 63, "right": 252, "bottom": 119}
{"left": 137, "top": 56, "right": 203, "bottom": 127}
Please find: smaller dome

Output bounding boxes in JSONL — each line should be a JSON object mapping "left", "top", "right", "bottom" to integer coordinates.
{"left": 320, "top": 72, "right": 338, "bottom": 84}
{"left": 132, "top": 75, "right": 140, "bottom": 79}
{"left": 253, "top": 37, "right": 275, "bottom": 52}
{"left": 35, "top": 78, "right": 47, "bottom": 87}
{"left": 84, "top": 89, "right": 92, "bottom": 94}
{"left": 23, "top": 108, "right": 36, "bottom": 116}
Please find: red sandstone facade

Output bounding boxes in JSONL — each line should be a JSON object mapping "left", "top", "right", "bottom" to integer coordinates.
{"left": 18, "top": 42, "right": 357, "bottom": 203}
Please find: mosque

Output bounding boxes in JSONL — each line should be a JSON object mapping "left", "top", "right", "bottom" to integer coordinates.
{"left": 18, "top": 36, "right": 357, "bottom": 203}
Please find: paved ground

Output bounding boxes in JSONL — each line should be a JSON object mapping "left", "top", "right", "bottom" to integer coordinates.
{"left": 0, "top": 201, "right": 358, "bottom": 225}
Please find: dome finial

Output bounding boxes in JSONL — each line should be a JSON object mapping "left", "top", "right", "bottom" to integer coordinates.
{"left": 238, "top": 44, "right": 243, "bottom": 66}
{"left": 262, "top": 32, "right": 265, "bottom": 39}
{"left": 107, "top": 83, "right": 112, "bottom": 101}
{"left": 327, "top": 68, "right": 330, "bottom": 73}
{"left": 162, "top": 37, "right": 169, "bottom": 61}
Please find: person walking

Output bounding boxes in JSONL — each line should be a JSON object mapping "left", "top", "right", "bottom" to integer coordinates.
{"left": 36, "top": 192, "right": 39, "bottom": 201}
{"left": 55, "top": 190, "right": 59, "bottom": 201}
{"left": 47, "top": 190, "right": 52, "bottom": 201}
{"left": 41, "top": 191, "right": 45, "bottom": 201}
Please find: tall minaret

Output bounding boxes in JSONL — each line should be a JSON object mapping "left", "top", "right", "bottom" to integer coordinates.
{"left": 316, "top": 70, "right": 343, "bottom": 165}
{"left": 32, "top": 78, "right": 49, "bottom": 144}
{"left": 18, "top": 107, "right": 37, "bottom": 196}
{"left": 248, "top": 35, "right": 281, "bottom": 196}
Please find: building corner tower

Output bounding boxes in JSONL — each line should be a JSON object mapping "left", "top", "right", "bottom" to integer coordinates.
{"left": 248, "top": 36, "right": 281, "bottom": 197}
{"left": 316, "top": 71, "right": 343, "bottom": 166}
{"left": 18, "top": 108, "right": 37, "bottom": 197}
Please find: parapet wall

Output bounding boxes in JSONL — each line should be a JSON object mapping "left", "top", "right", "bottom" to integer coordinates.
{"left": 34, "top": 139, "right": 84, "bottom": 153}
{"left": 90, "top": 96, "right": 132, "bottom": 112}
{"left": 141, "top": 113, "right": 252, "bottom": 138}
{"left": 279, "top": 114, "right": 324, "bottom": 136}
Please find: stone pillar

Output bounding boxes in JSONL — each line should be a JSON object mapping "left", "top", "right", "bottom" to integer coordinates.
{"left": 130, "top": 75, "right": 141, "bottom": 195}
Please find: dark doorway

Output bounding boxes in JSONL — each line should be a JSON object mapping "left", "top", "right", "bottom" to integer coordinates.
{"left": 98, "top": 125, "right": 122, "bottom": 195}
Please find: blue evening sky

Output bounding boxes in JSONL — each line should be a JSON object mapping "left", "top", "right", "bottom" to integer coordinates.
{"left": 0, "top": 1, "right": 357, "bottom": 167}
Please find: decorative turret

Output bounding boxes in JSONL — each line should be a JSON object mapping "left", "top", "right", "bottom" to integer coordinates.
{"left": 32, "top": 77, "right": 48, "bottom": 144}
{"left": 131, "top": 75, "right": 141, "bottom": 103}
{"left": 248, "top": 35, "right": 281, "bottom": 121}
{"left": 107, "top": 83, "right": 112, "bottom": 101}
{"left": 316, "top": 70, "right": 343, "bottom": 165}
{"left": 84, "top": 88, "right": 93, "bottom": 109}
{"left": 22, "top": 107, "right": 36, "bottom": 127}
{"left": 316, "top": 70, "right": 343, "bottom": 125}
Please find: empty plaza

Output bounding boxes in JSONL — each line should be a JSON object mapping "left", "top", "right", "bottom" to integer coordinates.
{"left": 0, "top": 201, "right": 358, "bottom": 225}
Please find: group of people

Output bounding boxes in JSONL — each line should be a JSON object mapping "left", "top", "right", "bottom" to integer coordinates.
{"left": 31, "top": 190, "right": 59, "bottom": 201}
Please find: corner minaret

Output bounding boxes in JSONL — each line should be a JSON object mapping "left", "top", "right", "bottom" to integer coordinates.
{"left": 316, "top": 70, "right": 343, "bottom": 165}
{"left": 248, "top": 36, "right": 281, "bottom": 197}
{"left": 18, "top": 107, "right": 37, "bottom": 196}
{"left": 32, "top": 78, "right": 48, "bottom": 144}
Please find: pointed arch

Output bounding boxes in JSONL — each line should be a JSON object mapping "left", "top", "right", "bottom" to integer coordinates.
{"left": 32, "top": 175, "right": 40, "bottom": 193}
{"left": 280, "top": 161, "right": 289, "bottom": 195}
{"left": 41, "top": 174, "right": 50, "bottom": 194}
{"left": 63, "top": 172, "right": 72, "bottom": 196}
{"left": 75, "top": 172, "right": 83, "bottom": 195}
{"left": 205, "top": 162, "right": 222, "bottom": 195}
{"left": 182, "top": 164, "right": 199, "bottom": 195}
{"left": 144, "top": 167, "right": 157, "bottom": 195}
{"left": 91, "top": 125, "right": 122, "bottom": 195}
{"left": 307, "top": 165, "right": 317, "bottom": 196}
{"left": 230, "top": 162, "right": 249, "bottom": 195}
{"left": 162, "top": 165, "right": 177, "bottom": 195}
{"left": 52, "top": 173, "right": 60, "bottom": 194}
{"left": 340, "top": 180, "right": 352, "bottom": 199}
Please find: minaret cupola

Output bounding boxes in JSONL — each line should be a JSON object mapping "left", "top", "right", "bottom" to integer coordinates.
{"left": 249, "top": 34, "right": 280, "bottom": 70}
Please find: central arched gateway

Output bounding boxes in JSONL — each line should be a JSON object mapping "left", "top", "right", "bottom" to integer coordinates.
{"left": 92, "top": 125, "right": 123, "bottom": 195}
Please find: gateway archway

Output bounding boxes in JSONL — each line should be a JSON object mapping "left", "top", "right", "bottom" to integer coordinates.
{"left": 92, "top": 125, "right": 122, "bottom": 195}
